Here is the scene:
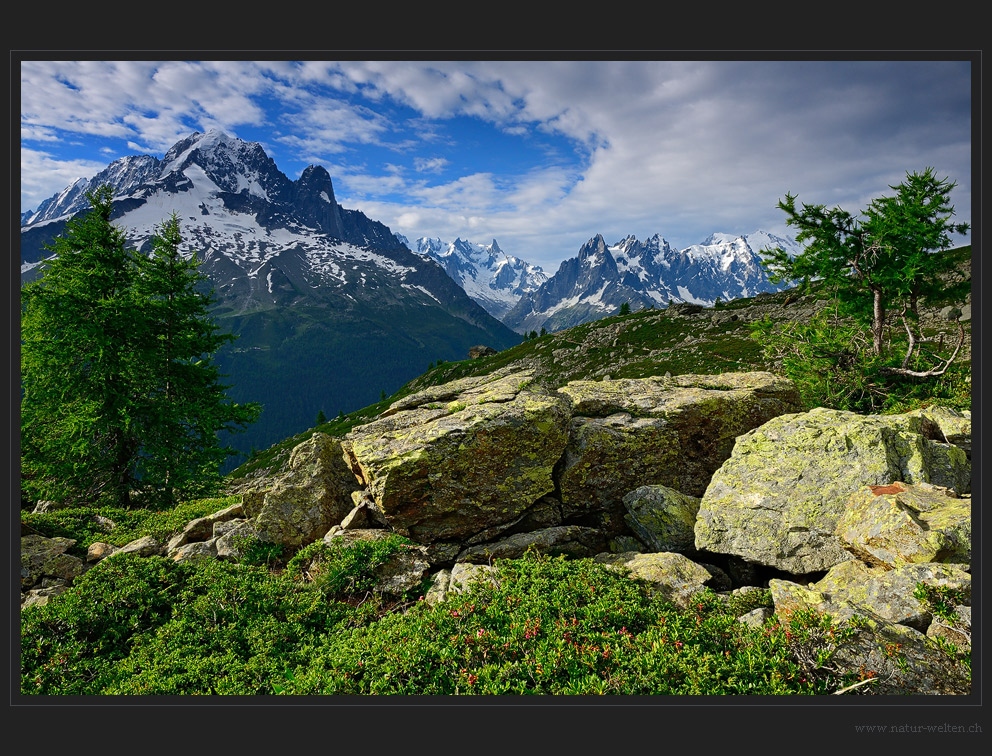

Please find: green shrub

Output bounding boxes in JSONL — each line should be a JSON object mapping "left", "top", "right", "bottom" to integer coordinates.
{"left": 284, "top": 533, "right": 415, "bottom": 598}
{"left": 750, "top": 311, "right": 970, "bottom": 414}
{"left": 21, "top": 554, "right": 355, "bottom": 695}
{"left": 278, "top": 554, "right": 849, "bottom": 695}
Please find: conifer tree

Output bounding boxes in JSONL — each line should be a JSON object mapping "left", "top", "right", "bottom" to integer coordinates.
{"left": 21, "top": 189, "right": 258, "bottom": 507}
{"left": 131, "top": 213, "right": 259, "bottom": 506}
{"left": 761, "top": 168, "right": 969, "bottom": 368}
{"left": 21, "top": 186, "right": 145, "bottom": 505}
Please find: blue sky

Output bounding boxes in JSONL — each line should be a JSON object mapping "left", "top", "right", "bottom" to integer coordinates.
{"left": 20, "top": 59, "right": 974, "bottom": 270}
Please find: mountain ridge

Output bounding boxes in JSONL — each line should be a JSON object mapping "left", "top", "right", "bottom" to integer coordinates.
{"left": 20, "top": 130, "right": 521, "bottom": 466}
{"left": 502, "top": 230, "right": 802, "bottom": 334}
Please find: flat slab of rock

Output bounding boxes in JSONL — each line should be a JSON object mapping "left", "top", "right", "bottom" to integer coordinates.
{"left": 456, "top": 525, "right": 607, "bottom": 564}
{"left": 104, "top": 536, "right": 162, "bottom": 560}
{"left": 593, "top": 551, "right": 716, "bottom": 609}
{"left": 838, "top": 482, "right": 971, "bottom": 568}
{"left": 556, "top": 372, "right": 800, "bottom": 531}
{"left": 342, "top": 370, "right": 571, "bottom": 543}
{"left": 694, "top": 406, "right": 970, "bottom": 574}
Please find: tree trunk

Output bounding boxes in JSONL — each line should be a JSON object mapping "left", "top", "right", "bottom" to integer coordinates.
{"left": 871, "top": 289, "right": 885, "bottom": 357}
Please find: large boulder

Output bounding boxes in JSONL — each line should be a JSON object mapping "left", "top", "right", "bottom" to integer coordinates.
{"left": 694, "top": 407, "right": 970, "bottom": 574}
{"left": 341, "top": 370, "right": 571, "bottom": 543}
{"left": 555, "top": 372, "right": 800, "bottom": 532}
{"left": 837, "top": 482, "right": 971, "bottom": 568}
{"left": 242, "top": 433, "right": 358, "bottom": 548}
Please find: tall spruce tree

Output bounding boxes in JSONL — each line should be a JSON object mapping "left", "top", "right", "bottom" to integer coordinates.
{"left": 21, "top": 188, "right": 258, "bottom": 508}
{"left": 132, "top": 213, "right": 260, "bottom": 506}
{"left": 22, "top": 186, "right": 145, "bottom": 505}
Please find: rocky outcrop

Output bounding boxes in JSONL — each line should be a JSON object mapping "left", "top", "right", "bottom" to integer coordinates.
{"left": 621, "top": 485, "right": 700, "bottom": 552}
{"left": 342, "top": 370, "right": 572, "bottom": 543}
{"left": 21, "top": 535, "right": 87, "bottom": 592}
{"left": 694, "top": 407, "right": 970, "bottom": 574}
{"left": 31, "top": 361, "right": 968, "bottom": 693}
{"left": 242, "top": 433, "right": 357, "bottom": 547}
{"left": 838, "top": 483, "right": 971, "bottom": 568}
{"left": 769, "top": 567, "right": 972, "bottom": 695}
{"left": 555, "top": 372, "right": 800, "bottom": 533}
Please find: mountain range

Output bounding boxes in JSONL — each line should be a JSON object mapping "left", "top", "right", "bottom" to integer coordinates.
{"left": 392, "top": 229, "right": 800, "bottom": 336}
{"left": 20, "top": 128, "right": 801, "bottom": 465}
{"left": 404, "top": 236, "right": 548, "bottom": 321}
{"left": 20, "top": 130, "right": 520, "bottom": 465}
{"left": 502, "top": 231, "right": 801, "bottom": 334}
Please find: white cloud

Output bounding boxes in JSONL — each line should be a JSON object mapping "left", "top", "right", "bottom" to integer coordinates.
{"left": 413, "top": 157, "right": 448, "bottom": 173}
{"left": 20, "top": 148, "right": 109, "bottom": 211}
{"left": 19, "top": 59, "right": 972, "bottom": 269}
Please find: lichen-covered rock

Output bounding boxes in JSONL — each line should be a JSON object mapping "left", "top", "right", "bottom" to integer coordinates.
{"left": 456, "top": 525, "right": 607, "bottom": 564}
{"left": 242, "top": 433, "right": 358, "bottom": 548}
{"left": 86, "top": 542, "right": 118, "bottom": 563}
{"left": 907, "top": 405, "right": 971, "bottom": 458}
{"left": 838, "top": 483, "right": 971, "bottom": 568}
{"left": 927, "top": 605, "right": 971, "bottom": 650}
{"left": 738, "top": 607, "right": 774, "bottom": 628}
{"left": 808, "top": 560, "right": 971, "bottom": 631}
{"left": 369, "top": 546, "right": 432, "bottom": 594}
{"left": 342, "top": 370, "right": 571, "bottom": 543}
{"left": 170, "top": 540, "right": 218, "bottom": 564}
{"left": 769, "top": 578, "right": 970, "bottom": 695}
{"left": 425, "top": 569, "right": 452, "bottom": 605}
{"left": 21, "top": 584, "right": 71, "bottom": 610}
{"left": 694, "top": 407, "right": 970, "bottom": 574}
{"left": 322, "top": 527, "right": 394, "bottom": 548}
{"left": 593, "top": 551, "right": 717, "bottom": 609}
{"left": 339, "top": 491, "right": 389, "bottom": 530}
{"left": 425, "top": 563, "right": 501, "bottom": 605}
{"left": 21, "top": 535, "right": 87, "bottom": 589}
{"left": 556, "top": 372, "right": 800, "bottom": 533}
{"left": 215, "top": 521, "right": 260, "bottom": 561}
{"left": 104, "top": 536, "right": 162, "bottom": 560}
{"left": 166, "top": 501, "right": 245, "bottom": 551}
{"left": 622, "top": 484, "right": 700, "bottom": 552}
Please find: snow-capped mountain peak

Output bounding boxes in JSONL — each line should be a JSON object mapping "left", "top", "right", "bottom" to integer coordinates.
{"left": 502, "top": 230, "right": 798, "bottom": 334}
{"left": 412, "top": 236, "right": 548, "bottom": 320}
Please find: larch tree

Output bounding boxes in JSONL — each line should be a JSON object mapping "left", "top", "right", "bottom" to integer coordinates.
{"left": 761, "top": 168, "right": 970, "bottom": 376}
{"left": 132, "top": 212, "right": 260, "bottom": 506}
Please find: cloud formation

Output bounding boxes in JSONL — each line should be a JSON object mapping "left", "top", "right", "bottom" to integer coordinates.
{"left": 20, "top": 59, "right": 972, "bottom": 268}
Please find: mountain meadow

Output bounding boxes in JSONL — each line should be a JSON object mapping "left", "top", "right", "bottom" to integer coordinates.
{"left": 20, "top": 236, "right": 973, "bottom": 697}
